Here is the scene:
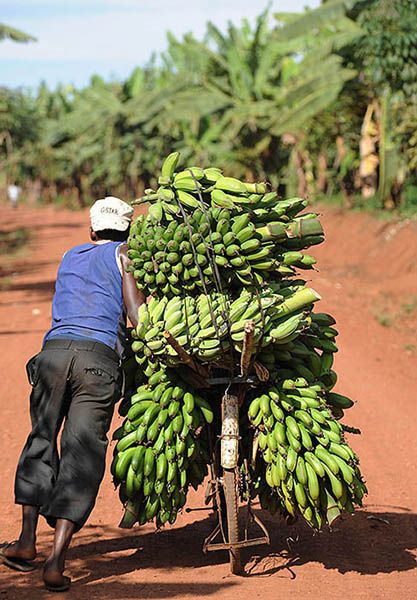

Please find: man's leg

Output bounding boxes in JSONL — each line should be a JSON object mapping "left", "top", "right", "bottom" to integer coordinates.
{"left": 43, "top": 519, "right": 75, "bottom": 591}
{"left": 39, "top": 348, "right": 121, "bottom": 585}
{"left": 2, "top": 505, "right": 39, "bottom": 564}
{"left": 2, "top": 348, "right": 72, "bottom": 572}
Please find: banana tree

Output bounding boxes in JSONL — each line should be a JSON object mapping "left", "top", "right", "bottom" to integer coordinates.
{"left": 343, "top": 0, "right": 417, "bottom": 207}
{"left": 150, "top": 6, "right": 363, "bottom": 191}
{"left": 0, "top": 23, "right": 36, "bottom": 42}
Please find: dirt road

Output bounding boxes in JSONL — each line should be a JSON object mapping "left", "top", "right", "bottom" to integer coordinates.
{"left": 0, "top": 204, "right": 416, "bottom": 599}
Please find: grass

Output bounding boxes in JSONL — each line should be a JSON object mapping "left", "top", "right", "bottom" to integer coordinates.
{"left": 0, "top": 275, "right": 13, "bottom": 290}
{"left": 401, "top": 296, "right": 417, "bottom": 315}
{"left": 36, "top": 193, "right": 92, "bottom": 211}
{"left": 0, "top": 227, "right": 31, "bottom": 255}
{"left": 372, "top": 292, "right": 417, "bottom": 329}
{"left": 377, "top": 313, "right": 394, "bottom": 328}
{"left": 0, "top": 227, "right": 32, "bottom": 288}
{"left": 315, "top": 190, "right": 417, "bottom": 221}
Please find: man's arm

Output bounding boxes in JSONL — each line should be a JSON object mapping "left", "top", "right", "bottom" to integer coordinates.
{"left": 119, "top": 244, "right": 145, "bottom": 329}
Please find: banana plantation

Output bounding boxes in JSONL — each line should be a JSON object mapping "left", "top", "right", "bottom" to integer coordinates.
{"left": 1, "top": 0, "right": 416, "bottom": 211}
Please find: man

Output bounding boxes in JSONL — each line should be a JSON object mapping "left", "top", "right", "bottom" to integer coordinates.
{"left": 7, "top": 183, "right": 21, "bottom": 209}
{"left": 1, "top": 196, "right": 144, "bottom": 592}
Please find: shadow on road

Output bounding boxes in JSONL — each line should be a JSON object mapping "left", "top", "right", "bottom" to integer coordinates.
{"left": 72, "top": 508, "right": 417, "bottom": 579}
{"left": 244, "top": 507, "right": 417, "bottom": 577}
{"left": 0, "top": 330, "right": 46, "bottom": 336}
{"left": 0, "top": 260, "right": 55, "bottom": 280}
{"left": 1, "top": 508, "right": 416, "bottom": 598}
{"left": 27, "top": 222, "right": 84, "bottom": 231}
{"left": 4, "top": 280, "right": 55, "bottom": 295}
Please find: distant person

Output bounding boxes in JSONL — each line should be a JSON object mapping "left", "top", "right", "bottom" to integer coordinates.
{"left": 7, "top": 184, "right": 22, "bottom": 209}
{"left": 0, "top": 196, "right": 144, "bottom": 592}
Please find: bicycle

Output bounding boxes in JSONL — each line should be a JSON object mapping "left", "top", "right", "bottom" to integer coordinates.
{"left": 183, "top": 322, "right": 271, "bottom": 575}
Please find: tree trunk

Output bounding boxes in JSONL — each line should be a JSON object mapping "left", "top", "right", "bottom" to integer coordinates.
{"left": 293, "top": 150, "right": 307, "bottom": 198}
{"left": 335, "top": 135, "right": 353, "bottom": 208}
{"left": 301, "top": 149, "right": 315, "bottom": 200}
{"left": 359, "top": 102, "right": 378, "bottom": 199}
{"left": 317, "top": 152, "right": 327, "bottom": 194}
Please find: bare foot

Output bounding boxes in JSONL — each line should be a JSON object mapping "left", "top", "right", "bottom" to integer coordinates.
{"left": 3, "top": 540, "right": 36, "bottom": 561}
{"left": 43, "top": 559, "right": 71, "bottom": 591}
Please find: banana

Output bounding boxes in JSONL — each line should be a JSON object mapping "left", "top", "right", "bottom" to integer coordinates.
{"left": 165, "top": 310, "right": 183, "bottom": 331}
{"left": 295, "top": 456, "right": 308, "bottom": 486}
{"left": 116, "top": 430, "right": 138, "bottom": 453}
{"left": 173, "top": 176, "right": 202, "bottom": 193}
{"left": 183, "top": 392, "right": 195, "bottom": 413}
{"left": 287, "top": 429, "right": 301, "bottom": 453}
{"left": 276, "top": 454, "right": 288, "bottom": 481}
{"left": 156, "top": 453, "right": 168, "bottom": 480}
{"left": 315, "top": 446, "right": 340, "bottom": 475}
{"left": 285, "top": 415, "right": 301, "bottom": 440}
{"left": 216, "top": 218, "right": 230, "bottom": 237}
{"left": 294, "top": 479, "right": 308, "bottom": 508}
{"left": 146, "top": 418, "right": 160, "bottom": 443}
{"left": 204, "top": 167, "right": 223, "bottom": 182}
{"left": 142, "top": 403, "right": 161, "bottom": 427}
{"left": 332, "top": 455, "right": 355, "bottom": 485}
{"left": 166, "top": 460, "right": 177, "bottom": 483}
{"left": 326, "top": 392, "right": 354, "bottom": 409}
{"left": 321, "top": 463, "right": 344, "bottom": 499}
{"left": 305, "top": 462, "right": 320, "bottom": 501}
{"left": 114, "top": 447, "right": 137, "bottom": 481}
{"left": 248, "top": 397, "right": 261, "bottom": 420}
{"left": 312, "top": 313, "right": 336, "bottom": 327}
{"left": 320, "top": 352, "right": 334, "bottom": 374}
{"left": 304, "top": 451, "right": 325, "bottom": 477}
{"left": 177, "top": 189, "right": 201, "bottom": 209}
{"left": 161, "top": 152, "right": 180, "bottom": 179}
{"left": 245, "top": 248, "right": 272, "bottom": 262}
{"left": 286, "top": 446, "right": 298, "bottom": 472}
{"left": 270, "top": 400, "right": 284, "bottom": 423}
{"left": 127, "top": 399, "right": 154, "bottom": 421}
{"left": 214, "top": 176, "right": 247, "bottom": 194}
{"left": 124, "top": 160, "right": 366, "bottom": 530}
{"left": 231, "top": 214, "right": 251, "bottom": 234}
{"left": 298, "top": 422, "right": 314, "bottom": 451}
{"left": 177, "top": 166, "right": 204, "bottom": 181}
{"left": 328, "top": 442, "right": 351, "bottom": 462}
{"left": 195, "top": 395, "right": 214, "bottom": 423}
{"left": 153, "top": 428, "right": 166, "bottom": 455}
{"left": 211, "top": 189, "right": 235, "bottom": 208}
{"left": 293, "top": 409, "right": 313, "bottom": 428}
{"left": 172, "top": 414, "right": 183, "bottom": 434}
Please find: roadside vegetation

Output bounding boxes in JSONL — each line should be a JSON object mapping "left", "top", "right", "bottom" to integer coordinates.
{"left": 0, "top": 1, "right": 416, "bottom": 214}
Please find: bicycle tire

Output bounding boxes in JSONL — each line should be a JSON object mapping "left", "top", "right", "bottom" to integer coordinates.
{"left": 223, "top": 468, "right": 242, "bottom": 575}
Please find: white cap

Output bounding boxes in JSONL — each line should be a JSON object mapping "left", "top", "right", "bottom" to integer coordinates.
{"left": 90, "top": 196, "right": 134, "bottom": 232}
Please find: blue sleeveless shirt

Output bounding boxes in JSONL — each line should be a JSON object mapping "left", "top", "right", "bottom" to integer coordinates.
{"left": 44, "top": 242, "right": 126, "bottom": 354}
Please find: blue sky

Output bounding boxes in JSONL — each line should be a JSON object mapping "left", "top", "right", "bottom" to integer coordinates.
{"left": 1, "top": 0, "right": 321, "bottom": 90}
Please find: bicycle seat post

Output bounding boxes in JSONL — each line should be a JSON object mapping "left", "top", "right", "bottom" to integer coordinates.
{"left": 220, "top": 394, "right": 239, "bottom": 469}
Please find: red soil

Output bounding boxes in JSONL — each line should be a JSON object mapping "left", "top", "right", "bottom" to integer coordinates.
{"left": 0, "top": 204, "right": 416, "bottom": 599}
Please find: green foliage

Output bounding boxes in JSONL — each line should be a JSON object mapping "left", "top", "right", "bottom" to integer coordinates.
{"left": 347, "top": 0, "right": 417, "bottom": 95}
{"left": 0, "top": 5, "right": 415, "bottom": 213}
{"left": 0, "top": 23, "right": 36, "bottom": 43}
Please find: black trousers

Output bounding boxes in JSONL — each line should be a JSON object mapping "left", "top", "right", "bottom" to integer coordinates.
{"left": 15, "top": 338, "right": 122, "bottom": 532}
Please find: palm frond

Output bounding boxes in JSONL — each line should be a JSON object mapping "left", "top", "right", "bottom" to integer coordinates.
{"left": 0, "top": 23, "right": 36, "bottom": 42}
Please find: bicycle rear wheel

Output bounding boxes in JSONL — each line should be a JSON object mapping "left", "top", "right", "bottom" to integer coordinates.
{"left": 222, "top": 468, "right": 242, "bottom": 575}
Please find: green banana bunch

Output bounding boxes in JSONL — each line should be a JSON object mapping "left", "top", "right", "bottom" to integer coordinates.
{"left": 247, "top": 379, "right": 366, "bottom": 529}
{"left": 114, "top": 152, "right": 365, "bottom": 536}
{"left": 128, "top": 164, "right": 324, "bottom": 299}
{"left": 112, "top": 367, "right": 214, "bottom": 529}
{"left": 133, "top": 287, "right": 321, "bottom": 365}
